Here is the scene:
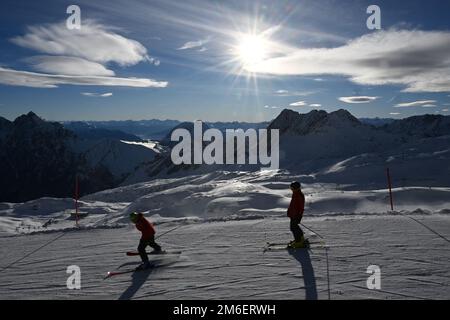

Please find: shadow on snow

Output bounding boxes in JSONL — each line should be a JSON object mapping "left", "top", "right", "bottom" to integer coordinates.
{"left": 288, "top": 249, "right": 318, "bottom": 300}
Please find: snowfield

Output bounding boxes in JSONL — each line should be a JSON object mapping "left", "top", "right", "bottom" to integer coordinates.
{"left": 0, "top": 171, "right": 449, "bottom": 299}
{"left": 0, "top": 215, "right": 448, "bottom": 300}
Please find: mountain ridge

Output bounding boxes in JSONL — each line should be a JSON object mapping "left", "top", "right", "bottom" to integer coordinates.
{"left": 2, "top": 110, "right": 449, "bottom": 201}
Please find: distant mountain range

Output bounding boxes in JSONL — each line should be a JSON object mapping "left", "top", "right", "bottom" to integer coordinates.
{"left": 63, "top": 122, "right": 144, "bottom": 142}
{"left": 62, "top": 119, "right": 180, "bottom": 141}
{"left": 62, "top": 119, "right": 269, "bottom": 141}
{"left": 359, "top": 118, "right": 396, "bottom": 127}
{"left": 1, "top": 110, "right": 449, "bottom": 202}
{"left": 125, "top": 109, "right": 450, "bottom": 188}
{"left": 63, "top": 116, "right": 446, "bottom": 141}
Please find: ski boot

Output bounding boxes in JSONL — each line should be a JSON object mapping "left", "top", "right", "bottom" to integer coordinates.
{"left": 149, "top": 248, "right": 164, "bottom": 255}
{"left": 288, "top": 236, "right": 308, "bottom": 249}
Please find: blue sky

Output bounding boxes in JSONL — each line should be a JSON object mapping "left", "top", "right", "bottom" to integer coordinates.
{"left": 1, "top": 0, "right": 450, "bottom": 121}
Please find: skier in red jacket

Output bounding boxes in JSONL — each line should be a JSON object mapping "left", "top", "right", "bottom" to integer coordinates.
{"left": 130, "top": 212, "right": 162, "bottom": 270}
{"left": 287, "top": 182, "right": 306, "bottom": 248}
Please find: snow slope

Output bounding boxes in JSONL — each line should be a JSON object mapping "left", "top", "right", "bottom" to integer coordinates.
{"left": 0, "top": 169, "right": 448, "bottom": 299}
{"left": 1, "top": 171, "right": 449, "bottom": 236}
{"left": 0, "top": 215, "right": 448, "bottom": 299}
{"left": 74, "top": 138, "right": 158, "bottom": 178}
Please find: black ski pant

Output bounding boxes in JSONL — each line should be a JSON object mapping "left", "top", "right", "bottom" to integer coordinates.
{"left": 290, "top": 216, "right": 304, "bottom": 242}
{"left": 138, "top": 236, "right": 161, "bottom": 263}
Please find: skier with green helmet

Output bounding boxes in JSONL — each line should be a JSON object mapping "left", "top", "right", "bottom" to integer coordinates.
{"left": 130, "top": 212, "right": 162, "bottom": 270}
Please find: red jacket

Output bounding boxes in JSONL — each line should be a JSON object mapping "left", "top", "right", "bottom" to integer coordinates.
{"left": 135, "top": 214, "right": 156, "bottom": 240}
{"left": 287, "top": 190, "right": 305, "bottom": 219}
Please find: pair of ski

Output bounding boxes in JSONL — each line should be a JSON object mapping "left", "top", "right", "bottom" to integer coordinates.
{"left": 263, "top": 239, "right": 324, "bottom": 253}
{"left": 104, "top": 250, "right": 181, "bottom": 279}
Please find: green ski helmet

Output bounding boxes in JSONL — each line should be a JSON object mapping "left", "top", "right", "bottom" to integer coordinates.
{"left": 130, "top": 212, "right": 139, "bottom": 223}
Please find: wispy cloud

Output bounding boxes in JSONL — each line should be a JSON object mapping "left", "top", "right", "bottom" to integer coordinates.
{"left": 246, "top": 29, "right": 450, "bottom": 93}
{"left": 442, "top": 109, "right": 449, "bottom": 112}
{"left": 394, "top": 100, "right": 437, "bottom": 108}
{"left": 339, "top": 96, "right": 378, "bottom": 104}
{"left": 2, "top": 21, "right": 167, "bottom": 89}
{"left": 390, "top": 112, "right": 401, "bottom": 115}
{"left": 264, "top": 105, "right": 279, "bottom": 109}
{"left": 0, "top": 67, "right": 168, "bottom": 88}
{"left": 25, "top": 56, "right": 115, "bottom": 76}
{"left": 289, "top": 101, "right": 307, "bottom": 107}
{"left": 309, "top": 103, "right": 322, "bottom": 107}
{"left": 177, "top": 37, "right": 210, "bottom": 51}
{"left": 11, "top": 21, "right": 156, "bottom": 66}
{"left": 81, "top": 92, "right": 113, "bottom": 97}
{"left": 148, "top": 57, "right": 161, "bottom": 66}
{"left": 275, "top": 90, "right": 317, "bottom": 97}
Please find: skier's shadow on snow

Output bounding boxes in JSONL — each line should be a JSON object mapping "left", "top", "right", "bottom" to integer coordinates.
{"left": 119, "top": 267, "right": 154, "bottom": 300}
{"left": 288, "top": 249, "right": 318, "bottom": 300}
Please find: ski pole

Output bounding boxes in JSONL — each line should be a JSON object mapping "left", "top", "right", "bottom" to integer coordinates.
{"left": 155, "top": 224, "right": 184, "bottom": 240}
{"left": 0, "top": 232, "right": 66, "bottom": 273}
{"left": 301, "top": 223, "right": 325, "bottom": 240}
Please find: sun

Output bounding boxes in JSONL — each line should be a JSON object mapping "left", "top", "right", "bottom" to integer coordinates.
{"left": 223, "top": 26, "right": 279, "bottom": 92}
{"left": 235, "top": 33, "right": 268, "bottom": 69}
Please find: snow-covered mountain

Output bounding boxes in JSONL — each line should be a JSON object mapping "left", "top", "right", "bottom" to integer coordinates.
{"left": 73, "top": 138, "right": 159, "bottom": 179}
{"left": 2, "top": 109, "right": 449, "bottom": 202}
{"left": 63, "top": 119, "right": 269, "bottom": 141}
{"left": 63, "top": 121, "right": 144, "bottom": 142}
{"left": 63, "top": 119, "right": 181, "bottom": 140}
{"left": 0, "top": 112, "right": 82, "bottom": 202}
{"left": 268, "top": 109, "right": 449, "bottom": 187}
{"left": 125, "top": 108, "right": 450, "bottom": 187}
{"left": 359, "top": 117, "right": 396, "bottom": 127}
{"left": 0, "top": 113, "right": 159, "bottom": 202}
{"left": 382, "top": 114, "right": 450, "bottom": 138}
{"left": 160, "top": 121, "right": 211, "bottom": 147}
{"left": 268, "top": 109, "right": 398, "bottom": 167}
{"left": 268, "top": 109, "right": 362, "bottom": 135}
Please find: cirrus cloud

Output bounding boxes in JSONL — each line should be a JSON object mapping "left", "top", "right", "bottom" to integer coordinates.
{"left": 25, "top": 56, "right": 115, "bottom": 76}
{"left": 0, "top": 67, "right": 168, "bottom": 88}
{"left": 245, "top": 29, "right": 450, "bottom": 93}
{"left": 339, "top": 96, "right": 378, "bottom": 104}
{"left": 11, "top": 21, "right": 155, "bottom": 66}
{"left": 81, "top": 92, "right": 113, "bottom": 97}
{"left": 289, "top": 101, "right": 307, "bottom": 107}
{"left": 177, "top": 37, "right": 210, "bottom": 51}
{"left": 275, "top": 89, "right": 318, "bottom": 97}
{"left": 394, "top": 100, "right": 437, "bottom": 108}
{"left": 2, "top": 21, "right": 167, "bottom": 89}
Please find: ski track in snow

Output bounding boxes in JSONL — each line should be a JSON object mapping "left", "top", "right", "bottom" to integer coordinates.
{"left": 0, "top": 215, "right": 449, "bottom": 300}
